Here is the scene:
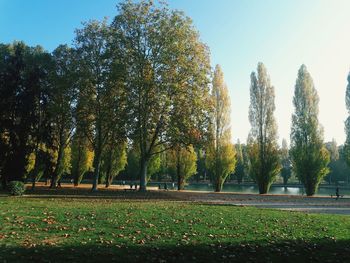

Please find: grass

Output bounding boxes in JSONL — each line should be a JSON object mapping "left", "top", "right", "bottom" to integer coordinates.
{"left": 0, "top": 195, "right": 350, "bottom": 262}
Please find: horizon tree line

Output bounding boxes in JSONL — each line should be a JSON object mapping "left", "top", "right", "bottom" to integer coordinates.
{"left": 1, "top": 0, "right": 350, "bottom": 196}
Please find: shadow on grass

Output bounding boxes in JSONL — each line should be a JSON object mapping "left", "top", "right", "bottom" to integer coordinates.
{"left": 1, "top": 239, "right": 349, "bottom": 263}
{"left": 0, "top": 187, "right": 185, "bottom": 201}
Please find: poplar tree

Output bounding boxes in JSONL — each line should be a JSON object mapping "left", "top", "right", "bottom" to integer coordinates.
{"left": 206, "top": 65, "right": 236, "bottom": 192}
{"left": 344, "top": 72, "right": 350, "bottom": 168}
{"left": 290, "top": 65, "right": 329, "bottom": 196}
{"left": 248, "top": 62, "right": 280, "bottom": 194}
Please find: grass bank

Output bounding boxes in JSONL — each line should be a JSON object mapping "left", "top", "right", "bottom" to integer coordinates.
{"left": 0, "top": 197, "right": 349, "bottom": 262}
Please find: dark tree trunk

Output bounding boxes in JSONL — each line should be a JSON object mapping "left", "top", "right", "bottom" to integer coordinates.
{"left": 92, "top": 149, "right": 102, "bottom": 192}
{"left": 258, "top": 180, "right": 270, "bottom": 194}
{"left": 176, "top": 152, "right": 184, "bottom": 190}
{"left": 139, "top": 157, "right": 148, "bottom": 192}
{"left": 50, "top": 145, "right": 64, "bottom": 188}
{"left": 105, "top": 150, "right": 113, "bottom": 188}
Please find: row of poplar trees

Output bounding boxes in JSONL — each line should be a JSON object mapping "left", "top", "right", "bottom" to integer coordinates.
{"left": 0, "top": 0, "right": 236, "bottom": 192}
{"left": 249, "top": 63, "right": 350, "bottom": 196}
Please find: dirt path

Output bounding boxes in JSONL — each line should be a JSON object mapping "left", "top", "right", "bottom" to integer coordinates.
{"left": 12, "top": 183, "right": 350, "bottom": 215}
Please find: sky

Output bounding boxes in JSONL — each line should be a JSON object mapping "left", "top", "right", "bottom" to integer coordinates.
{"left": 1, "top": 0, "right": 350, "bottom": 145}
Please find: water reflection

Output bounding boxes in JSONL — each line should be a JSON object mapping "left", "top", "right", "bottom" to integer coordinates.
{"left": 183, "top": 184, "right": 350, "bottom": 197}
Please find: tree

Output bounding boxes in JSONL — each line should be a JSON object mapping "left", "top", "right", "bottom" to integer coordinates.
{"left": 71, "top": 130, "right": 94, "bottom": 186}
{"left": 205, "top": 65, "right": 236, "bottom": 192}
{"left": 280, "top": 139, "right": 291, "bottom": 185}
{"left": 344, "top": 72, "right": 350, "bottom": 169}
{"left": 325, "top": 139, "right": 340, "bottom": 184}
{"left": 74, "top": 20, "right": 126, "bottom": 191}
{"left": 49, "top": 45, "right": 77, "bottom": 187}
{"left": 0, "top": 42, "right": 52, "bottom": 187}
{"left": 234, "top": 140, "right": 246, "bottom": 183}
{"left": 124, "top": 142, "right": 160, "bottom": 182}
{"left": 168, "top": 145, "right": 197, "bottom": 190}
{"left": 101, "top": 140, "right": 127, "bottom": 187}
{"left": 111, "top": 0, "right": 211, "bottom": 191}
{"left": 248, "top": 62, "right": 281, "bottom": 194}
{"left": 290, "top": 65, "right": 330, "bottom": 196}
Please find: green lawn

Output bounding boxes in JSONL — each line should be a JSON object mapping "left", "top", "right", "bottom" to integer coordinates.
{"left": 0, "top": 197, "right": 349, "bottom": 262}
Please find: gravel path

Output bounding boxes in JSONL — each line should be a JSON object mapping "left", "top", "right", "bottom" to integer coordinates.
{"left": 163, "top": 191, "right": 350, "bottom": 215}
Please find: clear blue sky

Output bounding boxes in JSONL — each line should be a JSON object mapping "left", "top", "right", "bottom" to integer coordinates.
{"left": 1, "top": 0, "right": 350, "bottom": 145}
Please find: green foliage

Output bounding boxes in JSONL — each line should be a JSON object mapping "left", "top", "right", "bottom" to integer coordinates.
{"left": 325, "top": 146, "right": 350, "bottom": 184}
{"left": 205, "top": 65, "right": 236, "bottom": 192}
{"left": 344, "top": 73, "right": 350, "bottom": 168}
{"left": 112, "top": 0, "right": 211, "bottom": 190}
{"left": 74, "top": 19, "right": 127, "bottom": 191}
{"left": 100, "top": 141, "right": 127, "bottom": 187}
{"left": 71, "top": 133, "right": 94, "bottom": 186}
{"left": 0, "top": 42, "right": 53, "bottom": 184}
{"left": 248, "top": 63, "right": 281, "bottom": 194}
{"left": 280, "top": 139, "right": 292, "bottom": 185}
{"left": 234, "top": 140, "right": 246, "bottom": 183}
{"left": 7, "top": 181, "right": 25, "bottom": 196}
{"left": 124, "top": 143, "right": 161, "bottom": 182}
{"left": 168, "top": 145, "right": 197, "bottom": 190}
{"left": 291, "top": 65, "right": 330, "bottom": 196}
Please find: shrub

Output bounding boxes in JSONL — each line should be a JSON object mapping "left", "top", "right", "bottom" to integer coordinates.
{"left": 8, "top": 181, "right": 26, "bottom": 196}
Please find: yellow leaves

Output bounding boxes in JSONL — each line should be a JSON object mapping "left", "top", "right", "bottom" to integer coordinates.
{"left": 42, "top": 216, "right": 56, "bottom": 225}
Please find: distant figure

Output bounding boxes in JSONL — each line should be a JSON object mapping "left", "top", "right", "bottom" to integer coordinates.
{"left": 57, "top": 179, "right": 62, "bottom": 188}
{"left": 336, "top": 187, "right": 340, "bottom": 200}
{"left": 130, "top": 183, "right": 133, "bottom": 189}
{"left": 164, "top": 183, "right": 168, "bottom": 191}
{"left": 122, "top": 181, "right": 125, "bottom": 186}
{"left": 172, "top": 182, "right": 175, "bottom": 189}
{"left": 158, "top": 184, "right": 161, "bottom": 190}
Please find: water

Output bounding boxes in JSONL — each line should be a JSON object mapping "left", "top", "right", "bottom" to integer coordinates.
{"left": 183, "top": 183, "right": 350, "bottom": 197}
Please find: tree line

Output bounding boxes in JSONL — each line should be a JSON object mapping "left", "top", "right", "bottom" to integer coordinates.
{"left": 1, "top": 0, "right": 349, "bottom": 196}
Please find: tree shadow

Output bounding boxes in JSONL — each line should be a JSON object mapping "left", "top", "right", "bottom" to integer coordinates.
{"left": 1, "top": 239, "right": 349, "bottom": 263}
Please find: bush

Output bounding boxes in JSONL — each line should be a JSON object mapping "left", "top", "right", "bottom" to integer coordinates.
{"left": 8, "top": 181, "right": 26, "bottom": 196}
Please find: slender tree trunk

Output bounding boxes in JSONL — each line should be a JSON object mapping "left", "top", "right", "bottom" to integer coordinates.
{"left": 105, "top": 151, "right": 113, "bottom": 188}
{"left": 139, "top": 157, "right": 148, "bottom": 192}
{"left": 176, "top": 148, "right": 184, "bottom": 191}
{"left": 215, "top": 177, "right": 222, "bottom": 192}
{"left": 92, "top": 148, "right": 102, "bottom": 192}
{"left": 50, "top": 145, "right": 64, "bottom": 188}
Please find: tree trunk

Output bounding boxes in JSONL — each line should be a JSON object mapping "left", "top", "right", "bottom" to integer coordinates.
{"left": 50, "top": 145, "right": 64, "bottom": 188}
{"left": 105, "top": 151, "right": 113, "bottom": 188}
{"left": 258, "top": 180, "right": 270, "bottom": 194}
{"left": 139, "top": 157, "right": 148, "bottom": 192}
{"left": 92, "top": 149, "right": 102, "bottom": 192}
{"left": 176, "top": 149, "right": 184, "bottom": 190}
{"left": 214, "top": 177, "right": 222, "bottom": 192}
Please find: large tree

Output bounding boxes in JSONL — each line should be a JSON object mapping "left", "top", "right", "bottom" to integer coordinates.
{"left": 0, "top": 42, "right": 52, "bottom": 187}
{"left": 111, "top": 1, "right": 211, "bottom": 191}
{"left": 49, "top": 45, "right": 77, "bottom": 187}
{"left": 74, "top": 20, "right": 126, "bottom": 191}
{"left": 290, "top": 65, "right": 329, "bottom": 196}
{"left": 205, "top": 65, "right": 236, "bottom": 192}
{"left": 248, "top": 62, "right": 280, "bottom": 194}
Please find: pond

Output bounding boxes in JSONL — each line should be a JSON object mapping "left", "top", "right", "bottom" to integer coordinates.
{"left": 183, "top": 183, "right": 350, "bottom": 197}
